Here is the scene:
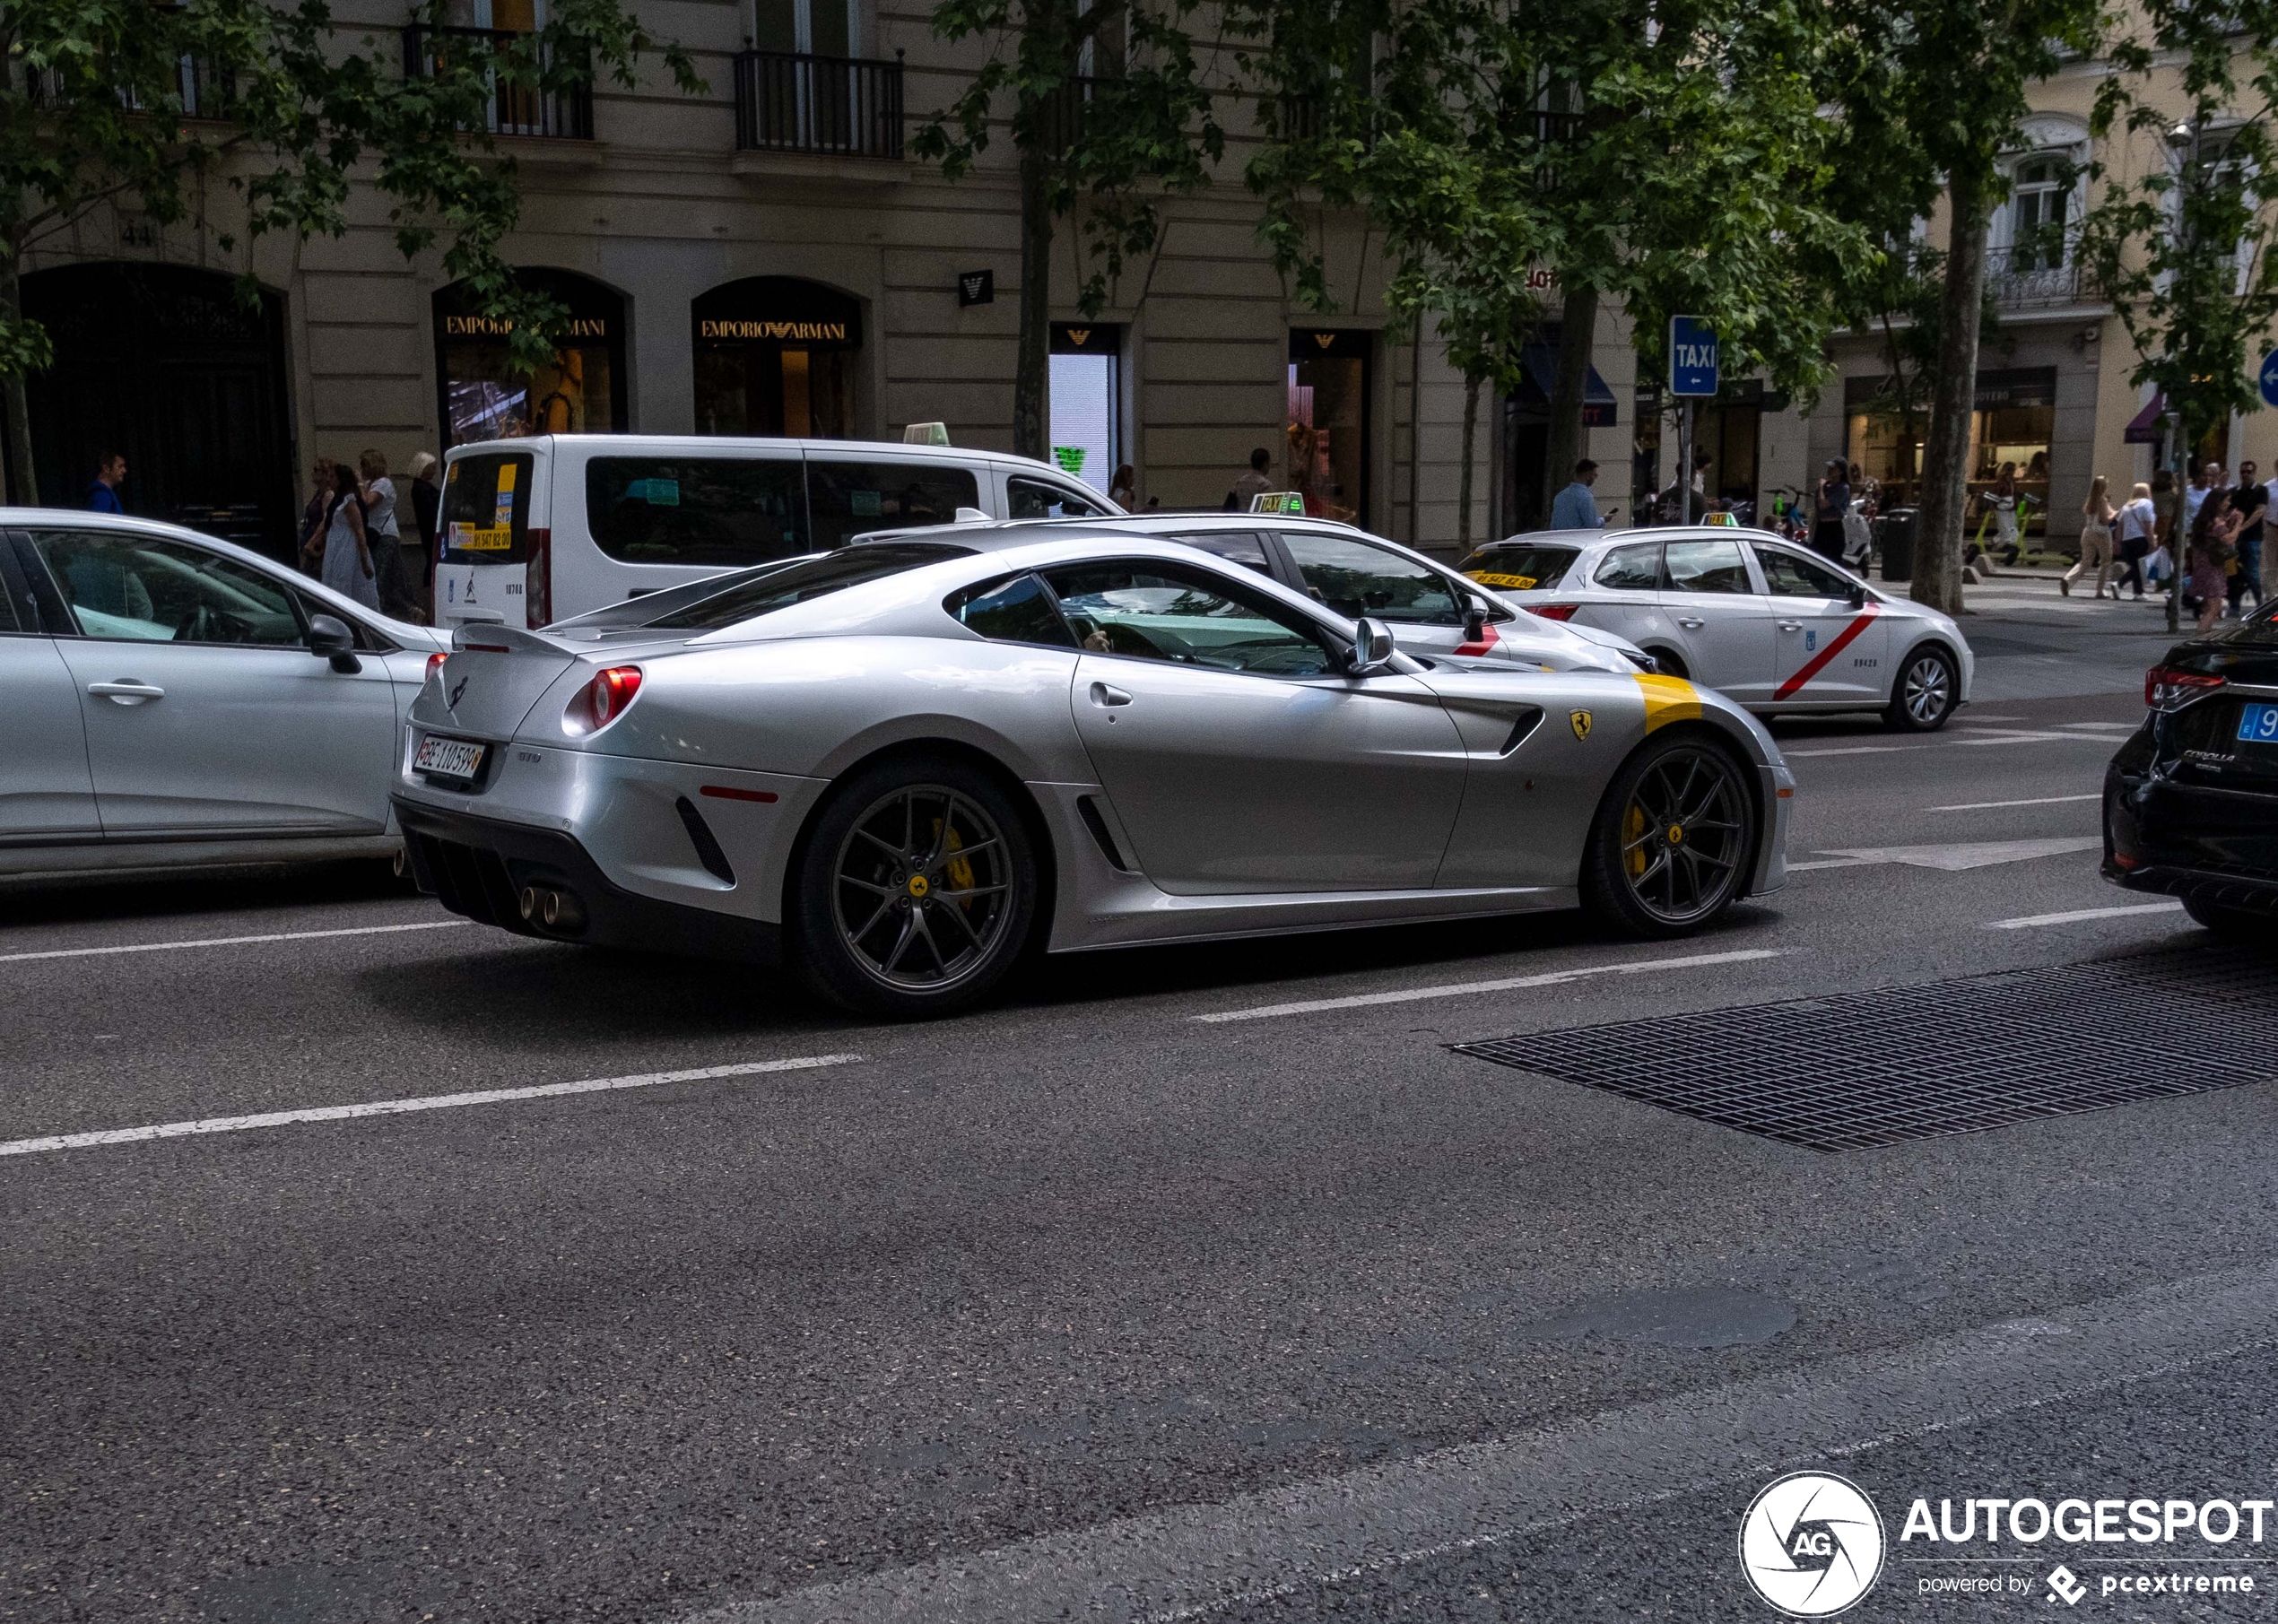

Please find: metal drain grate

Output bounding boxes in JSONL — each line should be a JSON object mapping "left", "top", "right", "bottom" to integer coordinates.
{"left": 1452, "top": 948, "right": 2278, "bottom": 1153}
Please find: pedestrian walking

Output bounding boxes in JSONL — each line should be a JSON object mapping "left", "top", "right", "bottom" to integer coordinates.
{"left": 85, "top": 451, "right": 126, "bottom": 514}
{"left": 2184, "top": 461, "right": 2215, "bottom": 534}
{"left": 2188, "top": 488, "right": 2241, "bottom": 632}
{"left": 1550, "top": 459, "right": 1604, "bottom": 529}
{"left": 2230, "top": 459, "right": 2267, "bottom": 615}
{"left": 1811, "top": 458, "right": 1851, "bottom": 562}
{"left": 1972, "top": 464, "right": 2022, "bottom": 558}
{"left": 306, "top": 462, "right": 381, "bottom": 612}
{"left": 407, "top": 451, "right": 442, "bottom": 610}
{"left": 2062, "top": 474, "right": 2116, "bottom": 597}
{"left": 2112, "top": 482, "right": 2155, "bottom": 599}
{"left": 297, "top": 456, "right": 336, "bottom": 564}
{"left": 358, "top": 449, "right": 421, "bottom": 621}
{"left": 1109, "top": 463, "right": 1137, "bottom": 510}
{"left": 1227, "top": 447, "right": 1274, "bottom": 509}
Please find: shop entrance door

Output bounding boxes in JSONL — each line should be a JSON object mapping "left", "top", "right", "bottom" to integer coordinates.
{"left": 1287, "top": 329, "right": 1371, "bottom": 525}
{"left": 14, "top": 264, "right": 297, "bottom": 563}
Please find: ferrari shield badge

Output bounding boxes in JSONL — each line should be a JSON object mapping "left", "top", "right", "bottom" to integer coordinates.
{"left": 1569, "top": 709, "right": 1593, "bottom": 741}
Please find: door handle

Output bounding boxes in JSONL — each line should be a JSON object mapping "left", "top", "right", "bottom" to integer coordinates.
{"left": 1089, "top": 682, "right": 1133, "bottom": 708}
{"left": 1676, "top": 616, "right": 1706, "bottom": 630}
{"left": 1778, "top": 621, "right": 1804, "bottom": 632}
{"left": 87, "top": 680, "right": 165, "bottom": 703}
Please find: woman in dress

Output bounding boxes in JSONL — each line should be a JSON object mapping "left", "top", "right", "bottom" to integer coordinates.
{"left": 2189, "top": 489, "right": 2241, "bottom": 632}
{"left": 306, "top": 461, "right": 380, "bottom": 612}
{"left": 1109, "top": 463, "right": 1137, "bottom": 510}
{"left": 2063, "top": 474, "right": 2115, "bottom": 598}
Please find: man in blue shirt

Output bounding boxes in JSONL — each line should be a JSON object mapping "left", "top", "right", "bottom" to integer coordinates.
{"left": 1550, "top": 458, "right": 1604, "bottom": 529}
{"left": 85, "top": 451, "right": 126, "bottom": 514}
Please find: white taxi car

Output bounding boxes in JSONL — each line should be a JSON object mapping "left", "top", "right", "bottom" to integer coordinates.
{"left": 1459, "top": 526, "right": 1973, "bottom": 730}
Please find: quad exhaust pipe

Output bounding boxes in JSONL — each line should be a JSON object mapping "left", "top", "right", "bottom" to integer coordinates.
{"left": 517, "top": 884, "right": 587, "bottom": 934}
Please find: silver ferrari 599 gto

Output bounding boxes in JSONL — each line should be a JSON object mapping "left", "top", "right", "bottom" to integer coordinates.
{"left": 393, "top": 531, "right": 1795, "bottom": 1016}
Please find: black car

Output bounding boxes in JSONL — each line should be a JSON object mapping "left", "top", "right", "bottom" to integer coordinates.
{"left": 2104, "top": 601, "right": 2278, "bottom": 937}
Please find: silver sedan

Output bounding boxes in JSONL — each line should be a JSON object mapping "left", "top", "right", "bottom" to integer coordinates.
{"left": 393, "top": 532, "right": 1795, "bottom": 1017}
{"left": 1, "top": 510, "right": 447, "bottom": 881}
{"left": 1457, "top": 526, "right": 1976, "bottom": 730}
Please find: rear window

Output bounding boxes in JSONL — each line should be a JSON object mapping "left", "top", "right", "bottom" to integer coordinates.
{"left": 1007, "top": 475, "right": 1114, "bottom": 519}
{"left": 441, "top": 453, "right": 535, "bottom": 564}
{"left": 1456, "top": 543, "right": 1578, "bottom": 591}
{"left": 641, "top": 543, "right": 973, "bottom": 632}
{"left": 808, "top": 460, "right": 978, "bottom": 549}
{"left": 585, "top": 457, "right": 808, "bottom": 568}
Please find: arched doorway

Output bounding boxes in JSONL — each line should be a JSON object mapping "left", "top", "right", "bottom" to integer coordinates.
{"left": 692, "top": 276, "right": 862, "bottom": 438}
{"left": 19, "top": 262, "right": 296, "bottom": 560}
{"left": 432, "top": 268, "right": 629, "bottom": 447}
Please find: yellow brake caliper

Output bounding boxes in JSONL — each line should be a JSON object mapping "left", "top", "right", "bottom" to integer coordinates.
{"left": 1625, "top": 802, "right": 1648, "bottom": 878}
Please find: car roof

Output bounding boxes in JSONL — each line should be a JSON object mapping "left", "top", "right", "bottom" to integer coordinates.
{"left": 1480, "top": 525, "right": 1794, "bottom": 551}
{"left": 442, "top": 433, "right": 1094, "bottom": 482}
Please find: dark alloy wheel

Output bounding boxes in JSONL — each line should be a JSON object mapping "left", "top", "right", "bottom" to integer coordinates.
{"left": 1582, "top": 733, "right": 1758, "bottom": 937}
{"left": 791, "top": 755, "right": 1039, "bottom": 1017}
{"left": 1884, "top": 644, "right": 1959, "bottom": 732}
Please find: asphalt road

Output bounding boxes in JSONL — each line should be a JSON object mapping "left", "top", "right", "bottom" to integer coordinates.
{"left": 4, "top": 582, "right": 2269, "bottom": 1624}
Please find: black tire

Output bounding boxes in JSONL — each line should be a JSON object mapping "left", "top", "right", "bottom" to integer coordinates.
{"left": 2183, "top": 893, "right": 2270, "bottom": 942}
{"left": 1580, "top": 731, "right": 1760, "bottom": 938}
{"left": 787, "top": 753, "right": 1041, "bottom": 1018}
{"left": 1884, "top": 643, "right": 1959, "bottom": 733}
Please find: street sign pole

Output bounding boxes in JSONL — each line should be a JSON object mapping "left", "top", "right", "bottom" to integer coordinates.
{"left": 1667, "top": 316, "right": 1719, "bottom": 524}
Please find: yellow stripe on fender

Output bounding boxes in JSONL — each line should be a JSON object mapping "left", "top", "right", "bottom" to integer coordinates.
{"left": 1635, "top": 672, "right": 1703, "bottom": 733}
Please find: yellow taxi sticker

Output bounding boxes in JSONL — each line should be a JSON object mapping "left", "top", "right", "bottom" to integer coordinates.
{"left": 450, "top": 522, "right": 513, "bottom": 552}
{"left": 1465, "top": 570, "right": 1539, "bottom": 590}
{"left": 1635, "top": 673, "right": 1703, "bottom": 733}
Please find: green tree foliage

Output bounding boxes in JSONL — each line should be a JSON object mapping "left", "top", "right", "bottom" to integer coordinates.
{"left": 0, "top": 0, "right": 696, "bottom": 495}
{"left": 912, "top": 0, "right": 1223, "bottom": 461}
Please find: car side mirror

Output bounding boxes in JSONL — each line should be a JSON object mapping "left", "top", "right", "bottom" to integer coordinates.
{"left": 1350, "top": 616, "right": 1397, "bottom": 676}
{"left": 1845, "top": 583, "right": 1869, "bottom": 612}
{"left": 308, "top": 613, "right": 361, "bottom": 674}
{"left": 1462, "top": 603, "right": 1488, "bottom": 643}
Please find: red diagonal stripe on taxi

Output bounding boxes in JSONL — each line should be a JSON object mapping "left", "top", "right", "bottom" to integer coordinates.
{"left": 1774, "top": 603, "right": 1881, "bottom": 700}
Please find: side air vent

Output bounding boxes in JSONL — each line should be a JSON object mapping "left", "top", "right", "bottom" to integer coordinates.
{"left": 1076, "top": 795, "right": 1133, "bottom": 872}
{"left": 1500, "top": 706, "right": 1545, "bottom": 756}
{"left": 674, "top": 795, "right": 738, "bottom": 885}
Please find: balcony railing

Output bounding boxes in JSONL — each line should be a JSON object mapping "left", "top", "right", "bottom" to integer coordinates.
{"left": 1986, "top": 243, "right": 2084, "bottom": 308}
{"left": 21, "top": 8, "right": 234, "bottom": 119}
{"left": 734, "top": 49, "right": 903, "bottom": 158}
{"left": 401, "top": 23, "right": 593, "bottom": 141}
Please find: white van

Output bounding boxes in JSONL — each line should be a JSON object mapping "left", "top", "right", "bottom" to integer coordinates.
{"left": 433, "top": 435, "right": 1120, "bottom": 630}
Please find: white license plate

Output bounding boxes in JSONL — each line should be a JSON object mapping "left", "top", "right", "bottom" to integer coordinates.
{"left": 415, "top": 734, "right": 488, "bottom": 783}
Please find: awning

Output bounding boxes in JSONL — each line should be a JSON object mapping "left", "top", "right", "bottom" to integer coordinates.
{"left": 1517, "top": 343, "right": 1618, "bottom": 427}
{"left": 2124, "top": 393, "right": 2169, "bottom": 445}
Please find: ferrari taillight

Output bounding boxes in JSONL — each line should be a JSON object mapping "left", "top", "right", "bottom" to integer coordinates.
{"left": 425, "top": 652, "right": 448, "bottom": 683}
{"left": 565, "top": 665, "right": 643, "bottom": 735}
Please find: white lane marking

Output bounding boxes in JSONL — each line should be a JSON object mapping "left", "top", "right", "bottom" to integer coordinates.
{"left": 1985, "top": 900, "right": 2187, "bottom": 930}
{"left": 1816, "top": 835, "right": 2102, "bottom": 872}
{"left": 0, "top": 919, "right": 465, "bottom": 966}
{"left": 0, "top": 1055, "right": 863, "bottom": 1159}
{"left": 1787, "top": 729, "right": 2122, "bottom": 760}
{"left": 1784, "top": 744, "right": 1914, "bottom": 758}
{"left": 1190, "top": 948, "right": 1787, "bottom": 1025}
{"left": 1928, "top": 793, "right": 2101, "bottom": 812}
{"left": 2056, "top": 721, "right": 2140, "bottom": 731}
{"left": 1786, "top": 857, "right": 1875, "bottom": 872}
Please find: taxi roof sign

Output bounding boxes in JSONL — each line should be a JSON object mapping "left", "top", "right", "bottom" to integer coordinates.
{"left": 1249, "top": 491, "right": 1306, "bottom": 515}
{"left": 902, "top": 421, "right": 952, "bottom": 447}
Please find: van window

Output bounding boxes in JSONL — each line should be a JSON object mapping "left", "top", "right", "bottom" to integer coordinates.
{"left": 1008, "top": 475, "right": 1114, "bottom": 519}
{"left": 808, "top": 460, "right": 978, "bottom": 549}
{"left": 585, "top": 457, "right": 809, "bottom": 568}
{"left": 440, "top": 453, "right": 535, "bottom": 564}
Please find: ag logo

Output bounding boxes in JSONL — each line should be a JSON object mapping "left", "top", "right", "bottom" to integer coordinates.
{"left": 1569, "top": 709, "right": 1593, "bottom": 741}
{"left": 1738, "top": 1471, "right": 1884, "bottom": 1617}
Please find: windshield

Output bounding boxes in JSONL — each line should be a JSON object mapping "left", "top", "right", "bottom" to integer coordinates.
{"left": 1456, "top": 542, "right": 1579, "bottom": 592}
{"left": 627, "top": 543, "right": 974, "bottom": 633}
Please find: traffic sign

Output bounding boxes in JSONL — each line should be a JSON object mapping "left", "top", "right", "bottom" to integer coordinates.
{"left": 2258, "top": 348, "right": 2278, "bottom": 409}
{"left": 1669, "top": 316, "right": 1719, "bottom": 397}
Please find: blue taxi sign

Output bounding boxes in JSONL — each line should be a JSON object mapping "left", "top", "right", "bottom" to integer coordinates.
{"left": 1669, "top": 316, "right": 1719, "bottom": 398}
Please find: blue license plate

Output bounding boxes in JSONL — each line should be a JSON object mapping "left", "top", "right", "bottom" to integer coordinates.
{"left": 2239, "top": 702, "right": 2278, "bottom": 745}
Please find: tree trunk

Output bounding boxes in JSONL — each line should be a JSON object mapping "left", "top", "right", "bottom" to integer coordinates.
{"left": 1013, "top": 137, "right": 1053, "bottom": 463}
{"left": 1916, "top": 169, "right": 1988, "bottom": 616}
{"left": 1543, "top": 282, "right": 1598, "bottom": 525}
{"left": 1458, "top": 372, "right": 1481, "bottom": 547}
{"left": 0, "top": 247, "right": 35, "bottom": 506}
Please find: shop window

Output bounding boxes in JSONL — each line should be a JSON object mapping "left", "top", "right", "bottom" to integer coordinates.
{"left": 584, "top": 456, "right": 809, "bottom": 568}
{"left": 1288, "top": 329, "right": 1370, "bottom": 525}
{"left": 1048, "top": 323, "right": 1122, "bottom": 499}
{"left": 693, "top": 276, "right": 860, "bottom": 439}
{"left": 434, "top": 269, "right": 626, "bottom": 447}
{"left": 806, "top": 459, "right": 977, "bottom": 548}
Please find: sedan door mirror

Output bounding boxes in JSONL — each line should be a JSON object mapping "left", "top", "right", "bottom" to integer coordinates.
{"left": 1462, "top": 602, "right": 1488, "bottom": 644}
{"left": 1350, "top": 615, "right": 1397, "bottom": 676}
{"left": 1844, "top": 583, "right": 1869, "bottom": 612}
{"left": 307, "top": 612, "right": 362, "bottom": 674}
